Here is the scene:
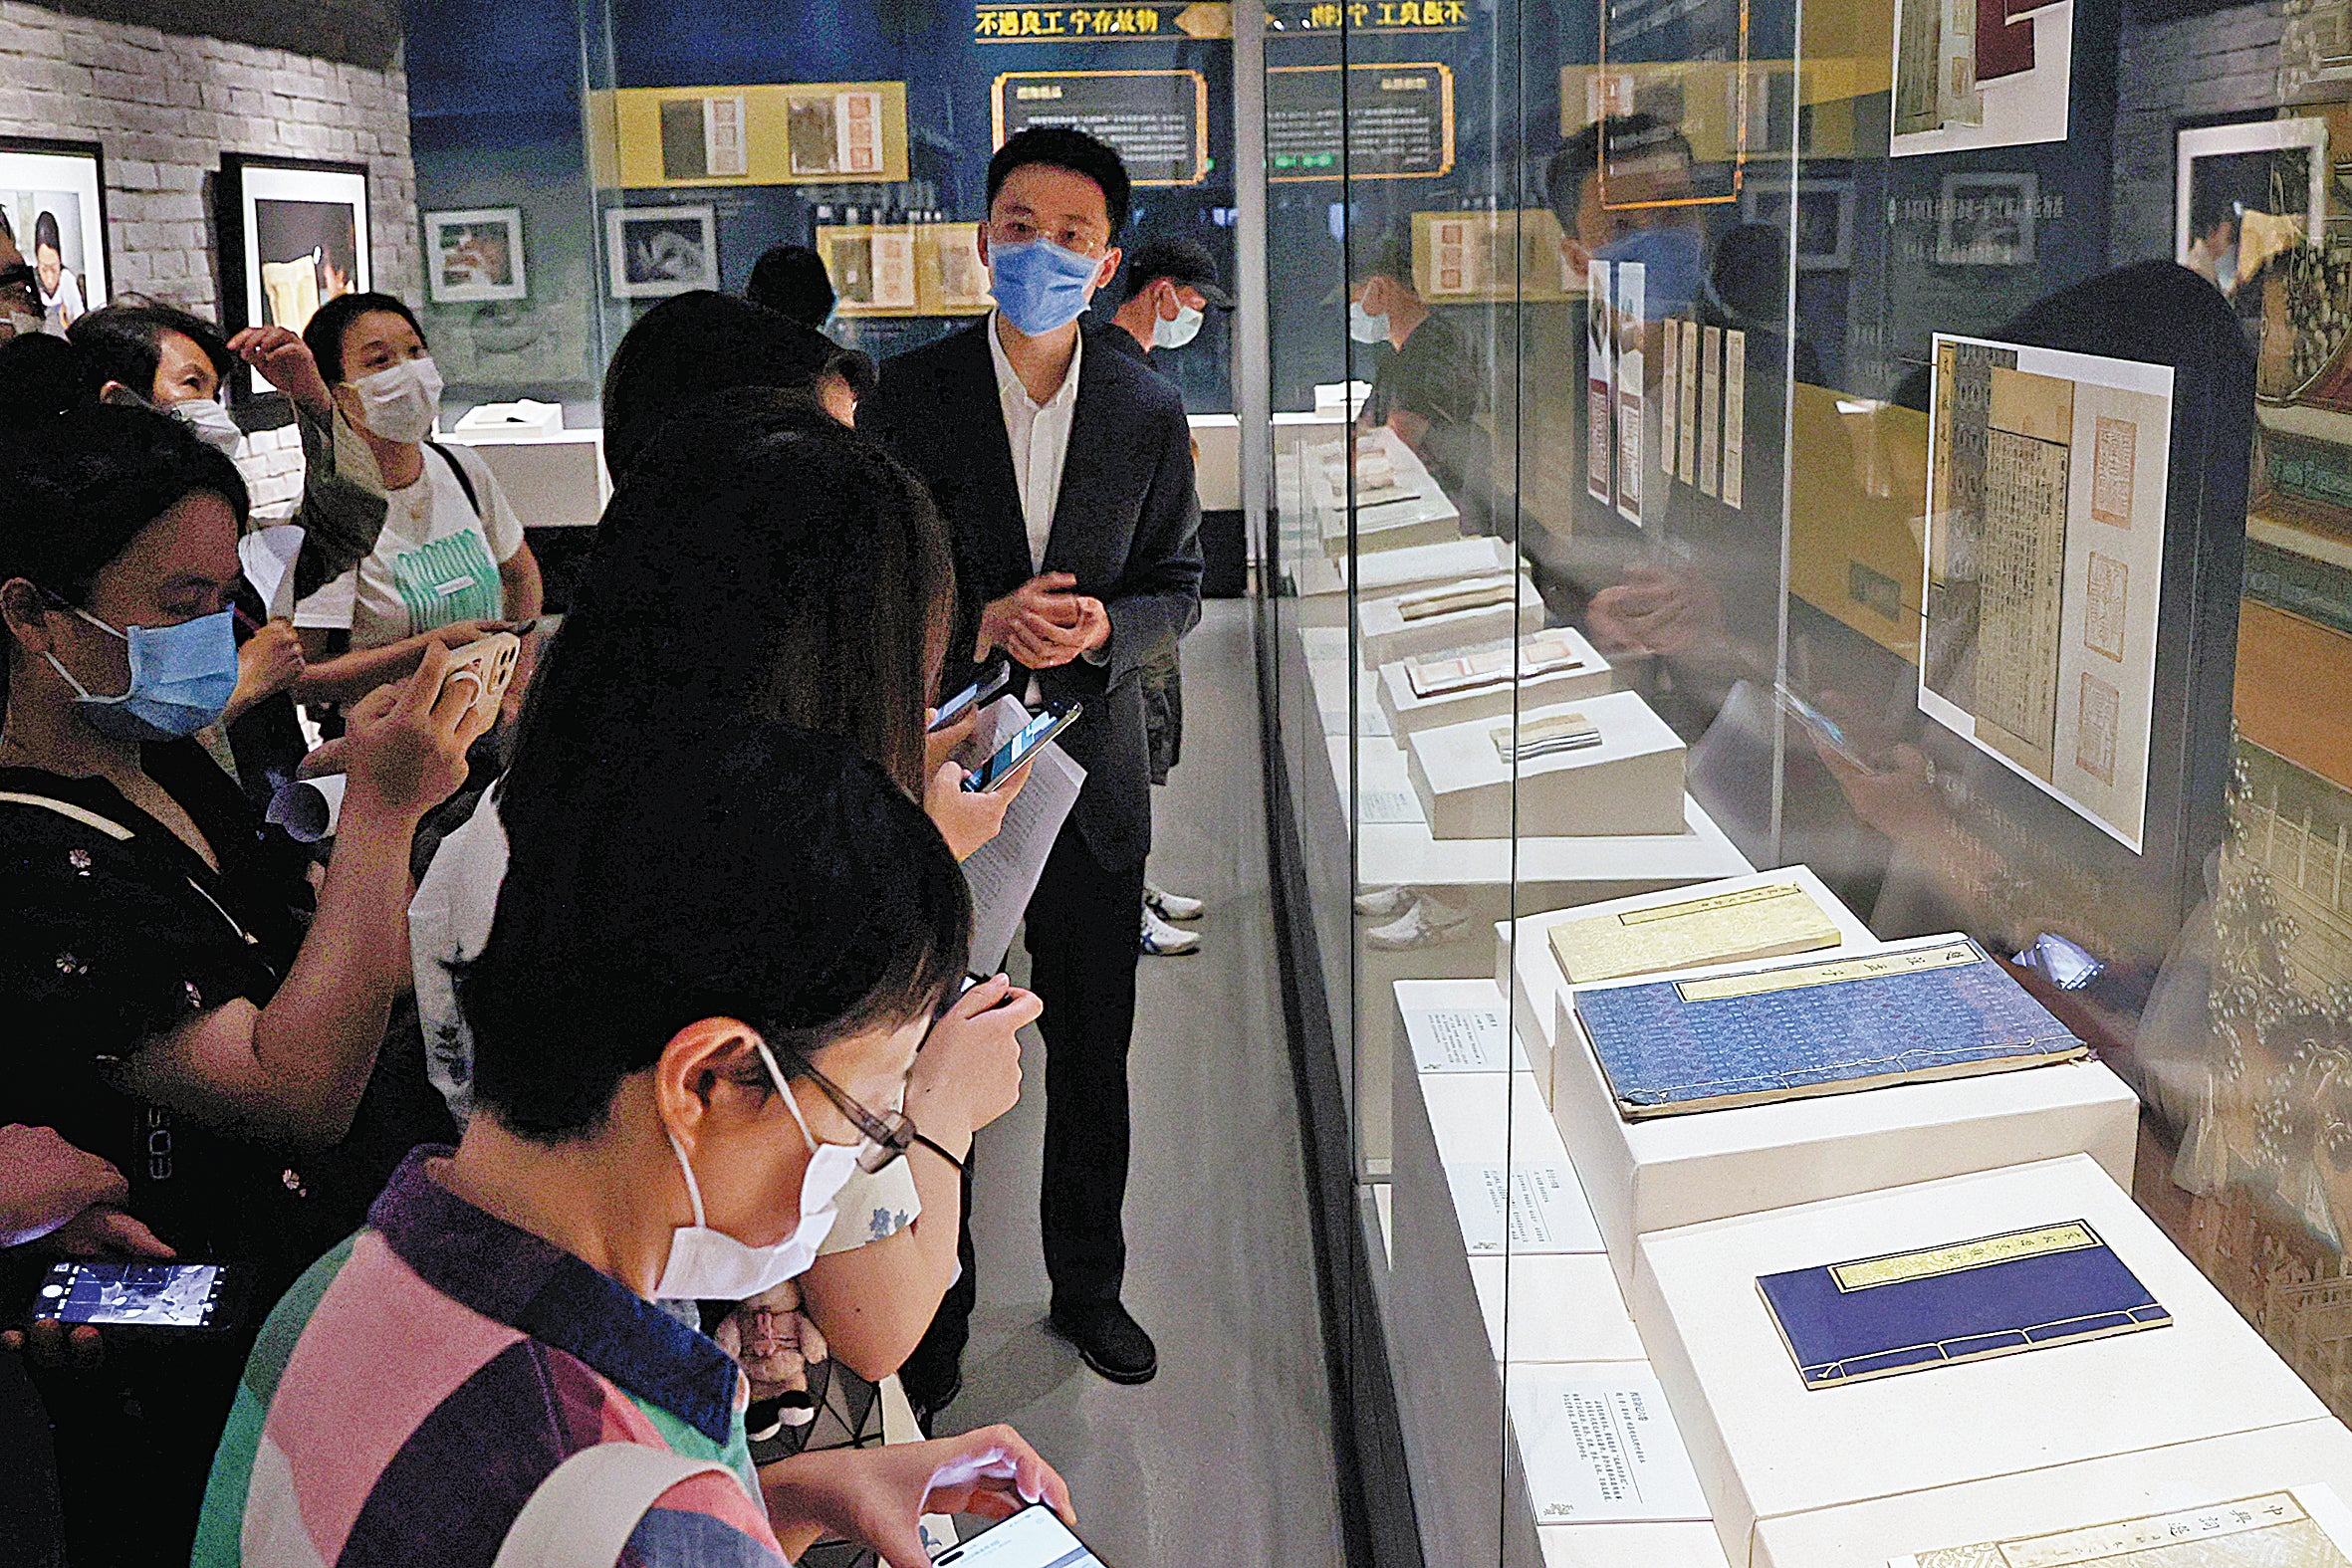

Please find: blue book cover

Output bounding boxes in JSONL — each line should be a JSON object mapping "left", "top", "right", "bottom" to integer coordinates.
{"left": 1570, "top": 935, "right": 2086, "bottom": 1119}
{"left": 1757, "top": 1221, "right": 2171, "bottom": 1389}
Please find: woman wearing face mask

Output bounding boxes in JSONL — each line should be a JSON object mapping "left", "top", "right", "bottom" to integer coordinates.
{"left": 291, "top": 291, "right": 544, "bottom": 704}
{"left": 0, "top": 405, "right": 495, "bottom": 1565}
{"left": 196, "top": 730, "right": 1075, "bottom": 1568}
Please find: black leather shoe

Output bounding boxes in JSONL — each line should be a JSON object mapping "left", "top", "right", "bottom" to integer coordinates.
{"left": 1048, "top": 1300, "right": 1158, "bottom": 1385}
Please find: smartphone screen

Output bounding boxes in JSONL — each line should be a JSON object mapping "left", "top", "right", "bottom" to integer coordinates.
{"left": 932, "top": 660, "right": 1011, "bottom": 732}
{"left": 35, "top": 1260, "right": 233, "bottom": 1330}
{"left": 965, "top": 704, "right": 1078, "bottom": 792}
{"left": 934, "top": 1504, "right": 1106, "bottom": 1567}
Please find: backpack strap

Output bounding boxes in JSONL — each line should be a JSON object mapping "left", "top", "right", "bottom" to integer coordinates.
{"left": 493, "top": 1444, "right": 737, "bottom": 1568}
{"left": 424, "top": 440, "right": 484, "bottom": 522}
{"left": 0, "top": 789, "right": 136, "bottom": 841}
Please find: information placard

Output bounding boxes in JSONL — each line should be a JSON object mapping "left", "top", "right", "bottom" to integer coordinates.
{"left": 1267, "top": 63, "right": 1455, "bottom": 181}
{"left": 992, "top": 70, "right": 1209, "bottom": 186}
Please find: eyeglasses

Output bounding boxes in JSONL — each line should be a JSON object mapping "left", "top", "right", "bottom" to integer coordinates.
{"left": 795, "top": 1057, "right": 964, "bottom": 1174}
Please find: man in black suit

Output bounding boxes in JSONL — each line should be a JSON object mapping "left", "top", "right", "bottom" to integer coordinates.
{"left": 863, "top": 127, "right": 1202, "bottom": 1394}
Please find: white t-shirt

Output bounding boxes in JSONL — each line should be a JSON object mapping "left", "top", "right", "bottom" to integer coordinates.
{"left": 409, "top": 788, "right": 919, "bottom": 1255}
{"left": 295, "top": 440, "right": 525, "bottom": 650}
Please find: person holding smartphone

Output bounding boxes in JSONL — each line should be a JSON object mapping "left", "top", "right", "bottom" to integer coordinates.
{"left": 197, "top": 731, "right": 1075, "bottom": 1568}
{"left": 0, "top": 405, "right": 494, "bottom": 1565}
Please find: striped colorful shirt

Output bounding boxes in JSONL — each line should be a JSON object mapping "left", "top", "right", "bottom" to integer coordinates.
{"left": 193, "top": 1148, "right": 790, "bottom": 1567}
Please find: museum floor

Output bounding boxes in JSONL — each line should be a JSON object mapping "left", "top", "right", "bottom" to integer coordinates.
{"left": 939, "top": 599, "right": 1349, "bottom": 1567}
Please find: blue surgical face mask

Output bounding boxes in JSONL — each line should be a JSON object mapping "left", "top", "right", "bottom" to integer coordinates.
{"left": 46, "top": 604, "right": 240, "bottom": 742}
{"left": 989, "top": 238, "right": 1103, "bottom": 336}
{"left": 1348, "top": 300, "right": 1389, "bottom": 344}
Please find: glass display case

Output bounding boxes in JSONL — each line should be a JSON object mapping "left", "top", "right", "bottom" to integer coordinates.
{"left": 1248, "top": 0, "right": 2352, "bottom": 1559}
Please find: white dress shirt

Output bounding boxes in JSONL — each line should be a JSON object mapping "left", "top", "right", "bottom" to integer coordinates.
{"left": 987, "top": 310, "right": 1081, "bottom": 574}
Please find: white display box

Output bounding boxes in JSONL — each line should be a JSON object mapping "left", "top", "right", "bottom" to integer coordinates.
{"left": 1631, "top": 1156, "right": 2335, "bottom": 1568}
{"left": 442, "top": 424, "right": 608, "bottom": 529}
{"left": 1359, "top": 574, "right": 1547, "bottom": 667}
{"left": 1540, "top": 1523, "right": 1731, "bottom": 1568}
{"left": 1410, "top": 691, "right": 1688, "bottom": 840}
{"left": 1495, "top": 867, "right": 1877, "bottom": 1094}
{"left": 1475, "top": 1254, "right": 1645, "bottom": 1365}
{"left": 1753, "top": 1418, "right": 2352, "bottom": 1568}
{"left": 1377, "top": 628, "right": 1617, "bottom": 740}
{"left": 1552, "top": 957, "right": 2139, "bottom": 1287}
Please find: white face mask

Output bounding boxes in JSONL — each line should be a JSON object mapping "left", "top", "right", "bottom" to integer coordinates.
{"left": 1348, "top": 300, "right": 1389, "bottom": 344}
{"left": 1152, "top": 300, "right": 1204, "bottom": 350}
{"left": 651, "top": 1041, "right": 863, "bottom": 1302}
{"left": 170, "top": 396, "right": 244, "bottom": 456}
{"left": 347, "top": 354, "right": 444, "bottom": 445}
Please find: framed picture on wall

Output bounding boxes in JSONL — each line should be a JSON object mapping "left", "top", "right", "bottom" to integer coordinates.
{"left": 1741, "top": 178, "right": 1855, "bottom": 270}
{"left": 215, "top": 154, "right": 371, "bottom": 400}
{"left": 605, "top": 204, "right": 717, "bottom": 299}
{"left": 1936, "top": 171, "right": 2038, "bottom": 265}
{"left": 0, "top": 136, "right": 110, "bottom": 330}
{"left": 2176, "top": 117, "right": 2327, "bottom": 303}
{"left": 423, "top": 208, "right": 527, "bottom": 304}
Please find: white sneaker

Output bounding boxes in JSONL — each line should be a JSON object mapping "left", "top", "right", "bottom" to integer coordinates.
{"left": 1353, "top": 885, "right": 1417, "bottom": 920}
{"left": 1144, "top": 881, "right": 1204, "bottom": 922}
{"left": 1364, "top": 895, "right": 1472, "bottom": 952}
{"left": 1140, "top": 905, "right": 1201, "bottom": 956}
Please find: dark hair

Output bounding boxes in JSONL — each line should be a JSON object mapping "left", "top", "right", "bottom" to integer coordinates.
{"left": 1544, "top": 112, "right": 1694, "bottom": 233}
{"left": 462, "top": 728, "right": 972, "bottom": 1143}
{"left": 987, "top": 125, "right": 1131, "bottom": 241}
{"left": 0, "top": 331, "right": 96, "bottom": 429}
{"left": 1352, "top": 228, "right": 1413, "bottom": 290}
{"left": 505, "top": 388, "right": 953, "bottom": 808}
{"left": 0, "top": 404, "right": 249, "bottom": 699}
{"left": 69, "top": 303, "right": 233, "bottom": 398}
{"left": 1708, "top": 223, "right": 1790, "bottom": 324}
{"left": 302, "top": 291, "right": 426, "bottom": 386}
{"left": 745, "top": 244, "right": 838, "bottom": 328}
{"left": 32, "top": 211, "right": 59, "bottom": 258}
{"left": 601, "top": 290, "right": 877, "bottom": 477}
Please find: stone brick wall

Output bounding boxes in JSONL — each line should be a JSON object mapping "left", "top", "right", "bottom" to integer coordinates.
{"left": 2109, "top": 0, "right": 2291, "bottom": 268}
{"left": 0, "top": 0, "right": 417, "bottom": 515}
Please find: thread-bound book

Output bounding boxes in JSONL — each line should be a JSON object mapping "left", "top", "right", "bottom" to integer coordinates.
{"left": 1570, "top": 935, "right": 2086, "bottom": 1118}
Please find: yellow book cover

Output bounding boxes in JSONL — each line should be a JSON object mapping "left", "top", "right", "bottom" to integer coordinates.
{"left": 1548, "top": 881, "right": 1843, "bottom": 986}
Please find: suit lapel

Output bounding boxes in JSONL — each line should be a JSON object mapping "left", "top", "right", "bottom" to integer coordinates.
{"left": 1042, "top": 334, "right": 1115, "bottom": 579}
{"left": 949, "top": 322, "right": 1035, "bottom": 590}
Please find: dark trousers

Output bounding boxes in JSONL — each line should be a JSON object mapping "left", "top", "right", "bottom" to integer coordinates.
{"left": 901, "top": 819, "right": 1143, "bottom": 1411}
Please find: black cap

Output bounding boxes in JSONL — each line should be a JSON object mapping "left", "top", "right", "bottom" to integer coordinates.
{"left": 1122, "top": 237, "right": 1232, "bottom": 308}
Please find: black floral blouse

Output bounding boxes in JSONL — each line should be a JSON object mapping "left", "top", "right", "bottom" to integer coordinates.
{"left": 0, "top": 740, "right": 328, "bottom": 1288}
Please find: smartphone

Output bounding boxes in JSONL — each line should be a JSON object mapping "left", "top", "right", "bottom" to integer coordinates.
{"left": 442, "top": 631, "right": 522, "bottom": 724}
{"left": 933, "top": 1503, "right": 1107, "bottom": 1567}
{"left": 963, "top": 702, "right": 1080, "bottom": 792}
{"left": 932, "top": 658, "right": 1014, "bottom": 733}
{"left": 1772, "top": 687, "right": 1871, "bottom": 772}
{"left": 26, "top": 1259, "right": 247, "bottom": 1337}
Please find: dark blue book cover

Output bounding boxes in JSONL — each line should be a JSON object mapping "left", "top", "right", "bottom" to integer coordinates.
{"left": 1570, "top": 935, "right": 2086, "bottom": 1118}
{"left": 1757, "top": 1221, "right": 2171, "bottom": 1389}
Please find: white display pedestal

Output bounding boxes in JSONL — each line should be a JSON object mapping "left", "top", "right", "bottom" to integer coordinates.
{"left": 1409, "top": 691, "right": 1687, "bottom": 840}
{"left": 1359, "top": 574, "right": 1548, "bottom": 667}
{"left": 1753, "top": 1418, "right": 2352, "bottom": 1568}
{"left": 1377, "top": 627, "right": 1617, "bottom": 739}
{"left": 1551, "top": 955, "right": 2141, "bottom": 1287}
{"left": 1494, "top": 866, "right": 1877, "bottom": 1093}
{"left": 1631, "top": 1156, "right": 2337, "bottom": 1567}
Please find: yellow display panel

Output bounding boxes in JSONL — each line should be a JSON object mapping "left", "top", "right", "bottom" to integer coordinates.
{"left": 602, "top": 82, "right": 910, "bottom": 189}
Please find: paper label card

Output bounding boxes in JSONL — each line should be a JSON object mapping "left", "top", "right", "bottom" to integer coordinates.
{"left": 1403, "top": 1005, "right": 1510, "bottom": 1071}
{"left": 1893, "top": 1484, "right": 2352, "bottom": 1567}
{"left": 1507, "top": 1368, "right": 1711, "bottom": 1523}
{"left": 1445, "top": 1161, "right": 1605, "bottom": 1254}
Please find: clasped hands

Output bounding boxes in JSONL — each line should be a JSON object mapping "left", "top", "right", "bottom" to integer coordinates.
{"left": 980, "top": 572, "right": 1108, "bottom": 670}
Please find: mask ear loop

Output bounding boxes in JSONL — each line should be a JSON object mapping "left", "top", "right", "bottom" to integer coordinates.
{"left": 664, "top": 1129, "right": 710, "bottom": 1229}
{"left": 755, "top": 1039, "right": 823, "bottom": 1156}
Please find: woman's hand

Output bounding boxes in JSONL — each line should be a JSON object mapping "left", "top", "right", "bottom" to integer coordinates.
{"left": 924, "top": 758, "right": 1029, "bottom": 862}
{"left": 228, "top": 325, "right": 334, "bottom": 420}
{"left": 763, "top": 1424, "right": 1073, "bottom": 1568}
{"left": 335, "top": 642, "right": 498, "bottom": 824}
{"left": 925, "top": 708, "right": 977, "bottom": 783}
{"left": 223, "top": 618, "right": 306, "bottom": 725}
{"left": 908, "top": 974, "right": 1037, "bottom": 1147}
{"left": 0, "top": 1125, "right": 132, "bottom": 1248}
